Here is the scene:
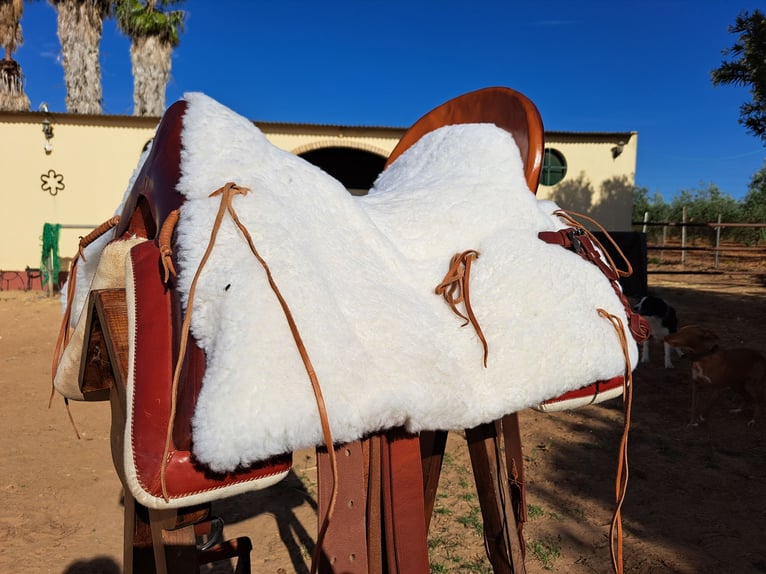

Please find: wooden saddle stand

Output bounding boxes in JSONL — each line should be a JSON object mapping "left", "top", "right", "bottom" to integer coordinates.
{"left": 65, "top": 87, "right": 635, "bottom": 574}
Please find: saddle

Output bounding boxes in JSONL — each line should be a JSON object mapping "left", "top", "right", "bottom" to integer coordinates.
{"left": 52, "top": 86, "right": 648, "bottom": 574}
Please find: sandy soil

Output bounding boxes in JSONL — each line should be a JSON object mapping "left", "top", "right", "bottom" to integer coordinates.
{"left": 1, "top": 271, "right": 765, "bottom": 573}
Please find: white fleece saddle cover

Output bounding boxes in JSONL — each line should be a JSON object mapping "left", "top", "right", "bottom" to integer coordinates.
{"left": 62, "top": 93, "right": 639, "bottom": 473}
{"left": 173, "top": 94, "right": 638, "bottom": 472}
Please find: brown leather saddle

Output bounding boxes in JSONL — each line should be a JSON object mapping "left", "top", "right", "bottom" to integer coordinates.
{"left": 64, "top": 86, "right": 645, "bottom": 574}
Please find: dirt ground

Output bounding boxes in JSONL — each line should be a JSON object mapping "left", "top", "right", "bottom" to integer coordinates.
{"left": 1, "top": 271, "right": 765, "bottom": 574}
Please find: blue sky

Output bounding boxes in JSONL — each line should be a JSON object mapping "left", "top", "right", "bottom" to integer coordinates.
{"left": 14, "top": 0, "right": 766, "bottom": 201}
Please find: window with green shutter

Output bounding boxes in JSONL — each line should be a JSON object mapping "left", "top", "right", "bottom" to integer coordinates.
{"left": 541, "top": 148, "right": 567, "bottom": 186}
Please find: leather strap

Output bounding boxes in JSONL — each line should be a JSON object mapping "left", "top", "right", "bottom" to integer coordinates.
{"left": 316, "top": 431, "right": 431, "bottom": 574}
{"left": 502, "top": 414, "right": 527, "bottom": 558}
{"left": 317, "top": 440, "right": 369, "bottom": 573}
{"left": 366, "top": 436, "right": 384, "bottom": 574}
{"left": 419, "top": 430, "right": 448, "bottom": 533}
{"left": 380, "top": 429, "right": 430, "bottom": 574}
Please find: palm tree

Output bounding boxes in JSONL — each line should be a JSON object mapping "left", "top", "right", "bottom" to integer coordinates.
{"left": 0, "top": 0, "right": 30, "bottom": 111}
{"left": 49, "top": 0, "right": 110, "bottom": 114}
{"left": 114, "top": 0, "right": 184, "bottom": 117}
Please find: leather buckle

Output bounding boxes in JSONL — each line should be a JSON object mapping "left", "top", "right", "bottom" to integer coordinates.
{"left": 567, "top": 228, "right": 585, "bottom": 253}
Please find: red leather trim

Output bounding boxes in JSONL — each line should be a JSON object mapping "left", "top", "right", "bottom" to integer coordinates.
{"left": 115, "top": 101, "right": 187, "bottom": 242}
{"left": 129, "top": 241, "right": 290, "bottom": 501}
{"left": 541, "top": 376, "right": 623, "bottom": 405}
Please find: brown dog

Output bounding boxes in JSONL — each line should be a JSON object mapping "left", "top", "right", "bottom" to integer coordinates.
{"left": 664, "top": 325, "right": 766, "bottom": 426}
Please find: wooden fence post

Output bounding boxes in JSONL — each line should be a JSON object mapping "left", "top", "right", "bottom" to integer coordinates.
{"left": 49, "top": 249, "right": 56, "bottom": 298}
{"left": 681, "top": 207, "right": 687, "bottom": 266}
{"left": 714, "top": 214, "right": 722, "bottom": 269}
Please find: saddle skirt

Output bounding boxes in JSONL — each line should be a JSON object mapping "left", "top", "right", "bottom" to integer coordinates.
{"left": 57, "top": 92, "right": 639, "bottom": 475}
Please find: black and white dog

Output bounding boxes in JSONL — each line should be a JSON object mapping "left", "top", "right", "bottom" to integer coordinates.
{"left": 633, "top": 295, "right": 679, "bottom": 368}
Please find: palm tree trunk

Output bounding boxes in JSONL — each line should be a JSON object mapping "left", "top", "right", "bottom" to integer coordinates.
{"left": 131, "top": 35, "right": 171, "bottom": 116}
{"left": 0, "top": 0, "right": 29, "bottom": 111}
{"left": 52, "top": 0, "right": 107, "bottom": 114}
{"left": 0, "top": 0, "right": 23, "bottom": 52}
{"left": 0, "top": 57, "right": 29, "bottom": 110}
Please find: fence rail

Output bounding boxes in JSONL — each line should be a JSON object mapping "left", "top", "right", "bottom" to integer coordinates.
{"left": 633, "top": 209, "right": 766, "bottom": 275}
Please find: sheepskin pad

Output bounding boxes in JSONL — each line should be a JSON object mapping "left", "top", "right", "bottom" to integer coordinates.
{"left": 146, "top": 93, "right": 638, "bottom": 473}
{"left": 54, "top": 239, "right": 146, "bottom": 400}
{"left": 52, "top": 142, "right": 153, "bottom": 402}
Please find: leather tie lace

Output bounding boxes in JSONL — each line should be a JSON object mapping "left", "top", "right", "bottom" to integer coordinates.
{"left": 158, "top": 183, "right": 338, "bottom": 574}
{"left": 597, "top": 309, "right": 634, "bottom": 574}
{"left": 435, "top": 249, "right": 489, "bottom": 367}
{"left": 538, "top": 209, "right": 651, "bottom": 344}
{"left": 538, "top": 210, "right": 638, "bottom": 574}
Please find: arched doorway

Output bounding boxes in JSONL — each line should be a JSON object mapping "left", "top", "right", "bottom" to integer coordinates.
{"left": 299, "top": 146, "right": 387, "bottom": 196}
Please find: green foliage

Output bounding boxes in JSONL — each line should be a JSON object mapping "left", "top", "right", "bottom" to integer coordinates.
{"left": 113, "top": 0, "right": 185, "bottom": 46}
{"left": 668, "top": 183, "right": 740, "bottom": 224}
{"left": 527, "top": 504, "right": 545, "bottom": 519}
{"left": 632, "top": 185, "right": 671, "bottom": 225}
{"left": 527, "top": 537, "right": 561, "bottom": 570}
{"left": 743, "top": 160, "right": 766, "bottom": 217}
{"left": 633, "top": 186, "right": 671, "bottom": 243}
{"left": 456, "top": 505, "right": 483, "bottom": 536}
{"left": 633, "top": 176, "right": 765, "bottom": 245}
{"left": 711, "top": 9, "right": 766, "bottom": 143}
{"left": 742, "top": 160, "right": 766, "bottom": 242}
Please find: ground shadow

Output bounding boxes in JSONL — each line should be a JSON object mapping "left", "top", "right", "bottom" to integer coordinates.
{"left": 521, "top": 284, "right": 766, "bottom": 573}
{"left": 62, "top": 556, "right": 121, "bottom": 574}
{"left": 209, "top": 468, "right": 317, "bottom": 574}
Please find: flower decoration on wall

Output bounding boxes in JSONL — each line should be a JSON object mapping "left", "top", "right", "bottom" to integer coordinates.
{"left": 41, "top": 170, "right": 65, "bottom": 196}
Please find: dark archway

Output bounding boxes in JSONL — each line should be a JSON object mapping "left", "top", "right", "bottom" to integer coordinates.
{"left": 300, "top": 147, "right": 386, "bottom": 196}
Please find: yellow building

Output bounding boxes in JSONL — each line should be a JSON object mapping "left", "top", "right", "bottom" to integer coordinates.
{"left": 0, "top": 107, "right": 636, "bottom": 290}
